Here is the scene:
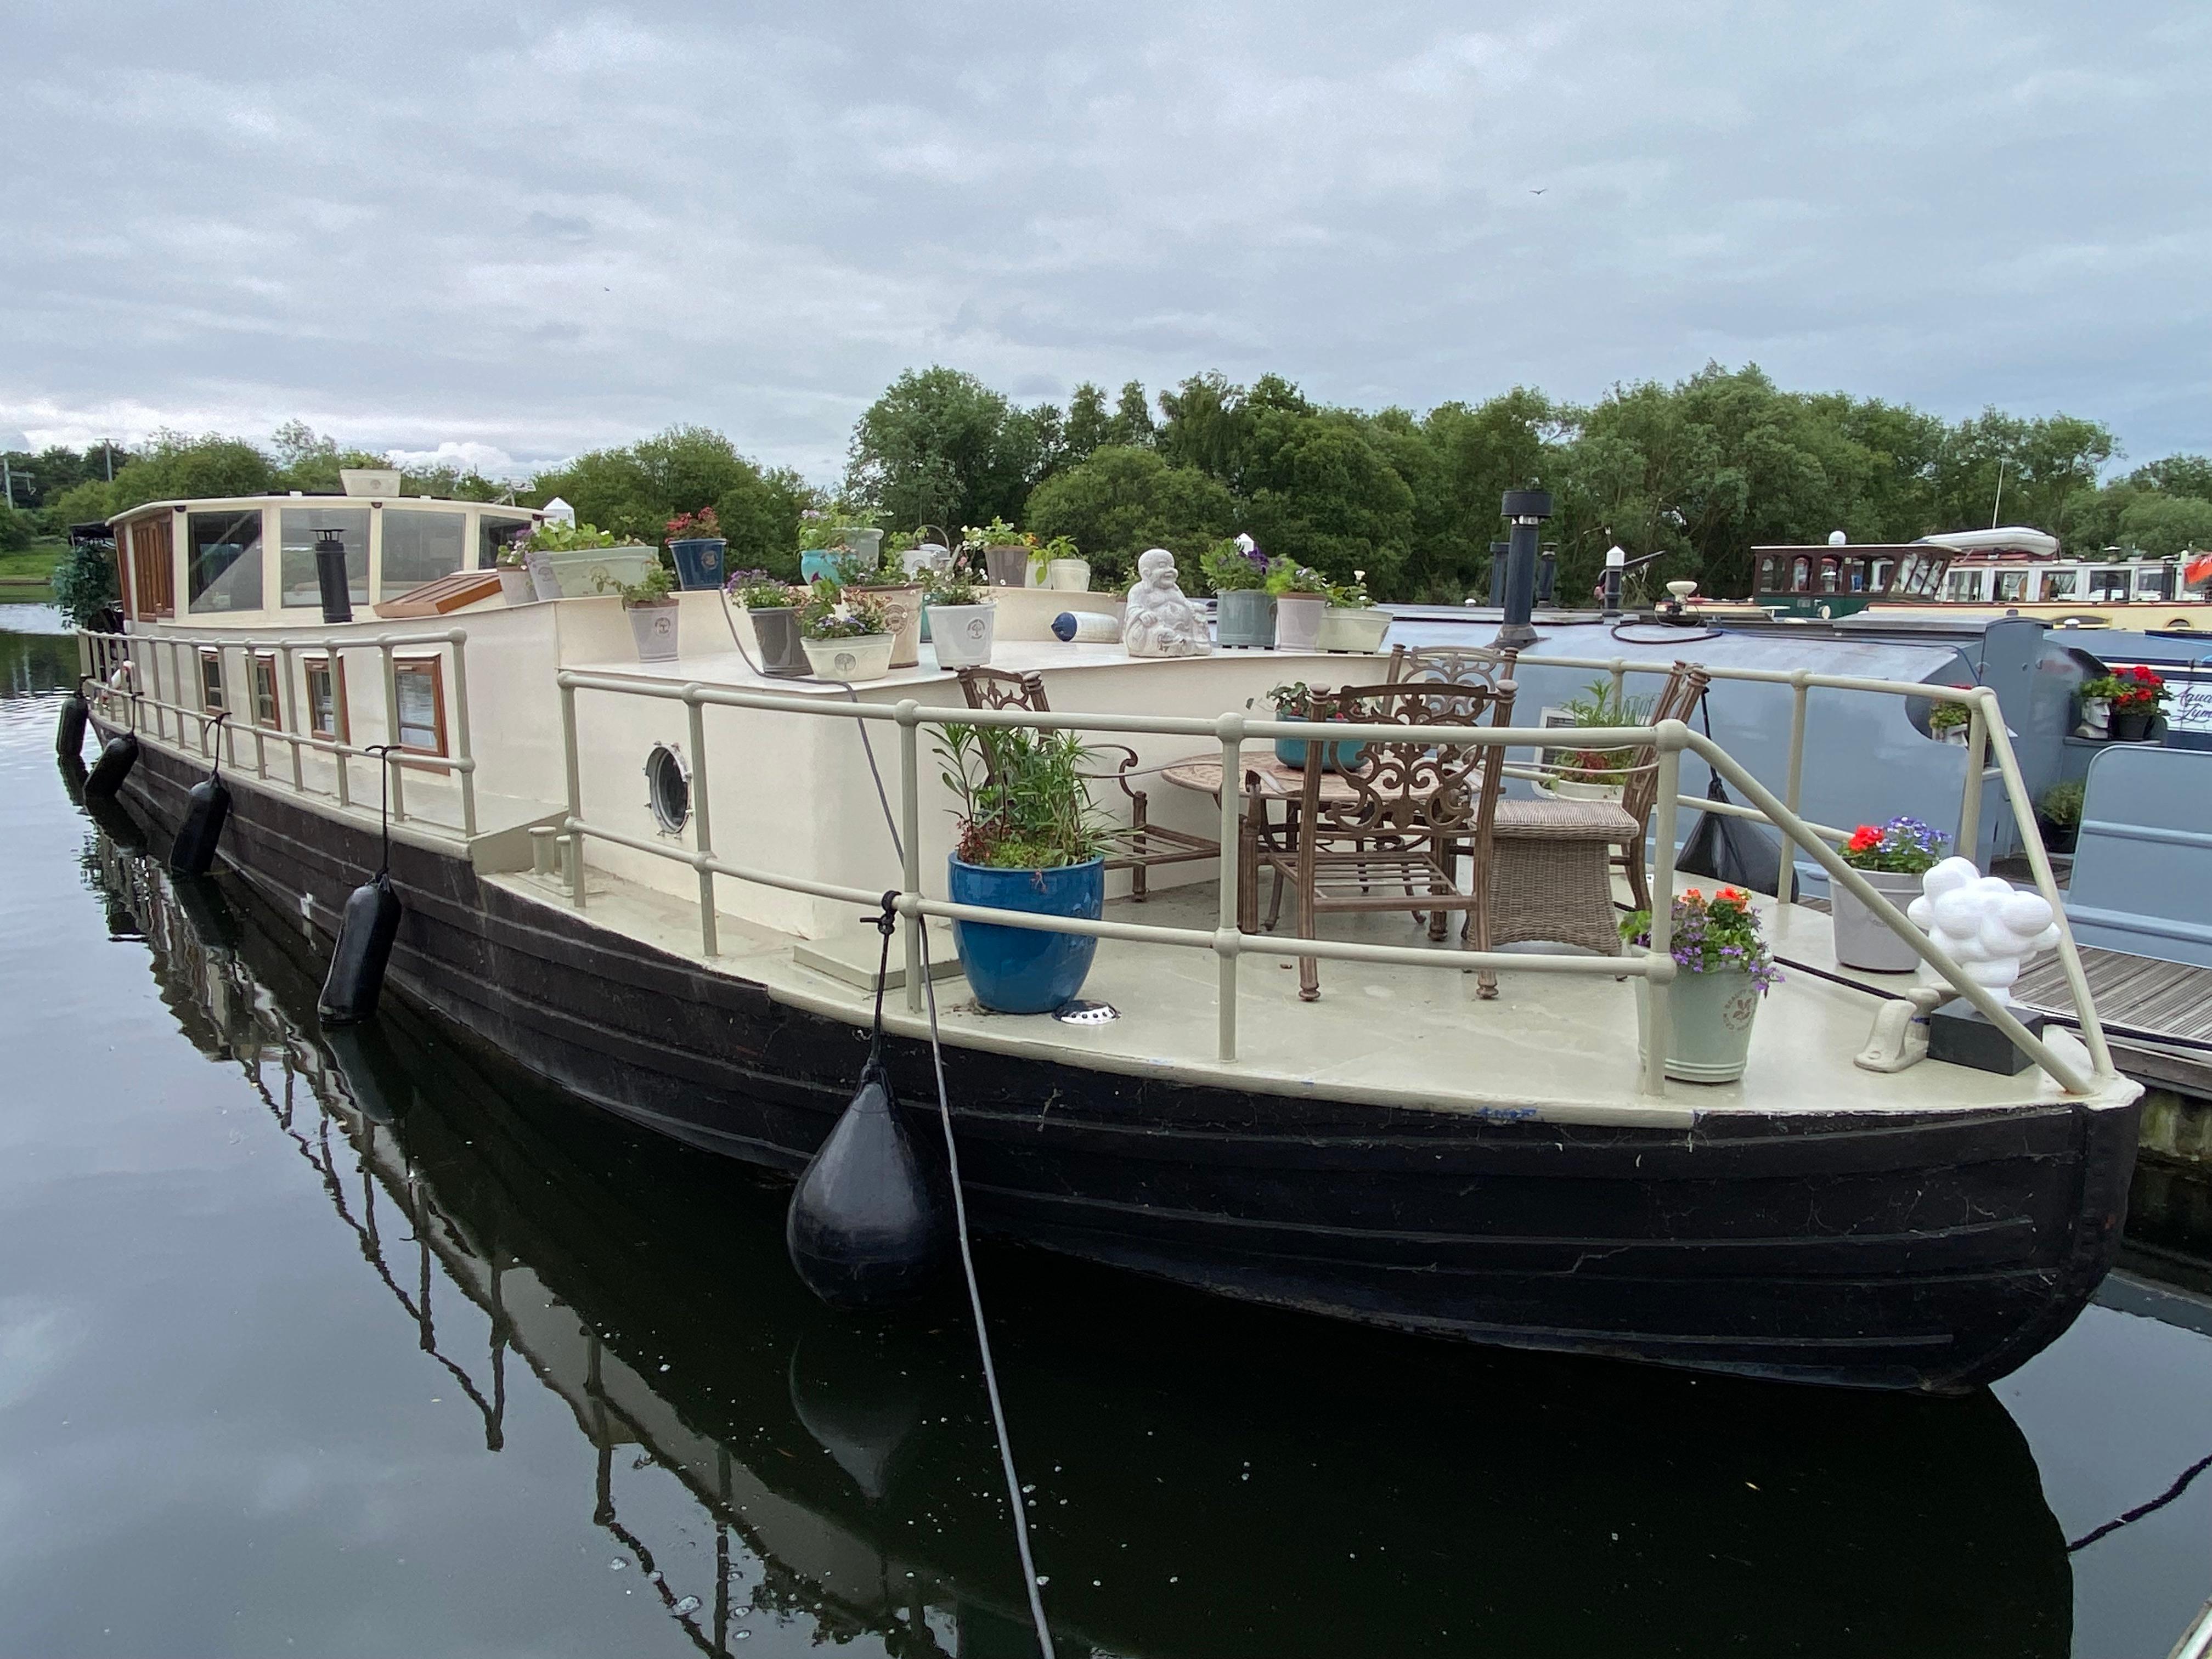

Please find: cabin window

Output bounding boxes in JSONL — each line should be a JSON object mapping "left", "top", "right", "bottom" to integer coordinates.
{"left": 303, "top": 656, "right": 346, "bottom": 742}
{"left": 198, "top": 648, "right": 227, "bottom": 713}
{"left": 380, "top": 508, "right": 469, "bottom": 598}
{"left": 479, "top": 514, "right": 534, "bottom": 570}
{"left": 1791, "top": 556, "right": 1810, "bottom": 591}
{"left": 186, "top": 510, "right": 264, "bottom": 613}
{"left": 2089, "top": 567, "right": 2131, "bottom": 601}
{"left": 2135, "top": 567, "right": 2170, "bottom": 599}
{"left": 1820, "top": 560, "right": 1841, "bottom": 593}
{"left": 1757, "top": 557, "right": 1776, "bottom": 591}
{"left": 1848, "top": 562, "right": 1866, "bottom": 592}
{"left": 281, "top": 507, "right": 370, "bottom": 608}
{"left": 392, "top": 656, "right": 447, "bottom": 755}
{"left": 1993, "top": 571, "right": 2030, "bottom": 602}
{"left": 251, "top": 652, "right": 283, "bottom": 728}
{"left": 1872, "top": 559, "right": 1894, "bottom": 591}
{"left": 2041, "top": 568, "right": 2079, "bottom": 600}
{"left": 1944, "top": 570, "right": 1984, "bottom": 602}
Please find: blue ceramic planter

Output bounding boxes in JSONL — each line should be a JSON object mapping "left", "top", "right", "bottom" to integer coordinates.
{"left": 800, "top": 550, "right": 843, "bottom": 584}
{"left": 948, "top": 856, "right": 1104, "bottom": 1014}
{"left": 1272, "top": 714, "right": 1363, "bottom": 772}
{"left": 668, "top": 538, "right": 726, "bottom": 590}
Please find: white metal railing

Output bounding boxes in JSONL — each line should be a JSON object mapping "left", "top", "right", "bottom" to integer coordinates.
{"left": 553, "top": 668, "right": 2109, "bottom": 1099}
{"left": 78, "top": 626, "right": 478, "bottom": 840}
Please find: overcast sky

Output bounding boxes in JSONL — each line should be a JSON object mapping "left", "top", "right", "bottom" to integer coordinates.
{"left": 5, "top": 2, "right": 2208, "bottom": 483}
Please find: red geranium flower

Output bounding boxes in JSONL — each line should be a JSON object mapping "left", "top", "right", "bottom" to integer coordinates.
{"left": 1847, "top": 825, "right": 1882, "bottom": 852}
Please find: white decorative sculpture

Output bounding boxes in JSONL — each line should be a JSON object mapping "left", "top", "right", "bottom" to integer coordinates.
{"left": 1905, "top": 856, "right": 2061, "bottom": 995}
{"left": 1122, "top": 548, "right": 1213, "bottom": 658}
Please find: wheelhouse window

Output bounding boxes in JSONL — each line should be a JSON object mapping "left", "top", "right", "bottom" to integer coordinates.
{"left": 251, "top": 652, "right": 283, "bottom": 729}
{"left": 2089, "top": 567, "right": 2131, "bottom": 601}
{"left": 303, "top": 655, "right": 346, "bottom": 741}
{"left": 2040, "top": 568, "right": 2080, "bottom": 600}
{"left": 1791, "top": 556, "right": 1811, "bottom": 591}
{"left": 1944, "top": 569, "right": 1986, "bottom": 602}
{"left": 1993, "top": 571, "right": 2030, "bottom": 602}
{"left": 281, "top": 507, "right": 370, "bottom": 608}
{"left": 380, "top": 507, "right": 469, "bottom": 599}
{"left": 198, "top": 647, "right": 227, "bottom": 713}
{"left": 2135, "top": 566, "right": 2170, "bottom": 599}
{"left": 186, "top": 509, "right": 264, "bottom": 613}
{"left": 1872, "top": 559, "right": 1895, "bottom": 591}
{"left": 1848, "top": 562, "right": 1866, "bottom": 592}
{"left": 478, "top": 513, "right": 534, "bottom": 570}
{"left": 392, "top": 656, "right": 447, "bottom": 755}
{"left": 1757, "top": 556, "right": 1778, "bottom": 591}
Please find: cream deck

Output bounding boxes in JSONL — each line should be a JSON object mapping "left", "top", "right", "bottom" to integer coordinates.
{"left": 482, "top": 863, "right": 2112, "bottom": 1130}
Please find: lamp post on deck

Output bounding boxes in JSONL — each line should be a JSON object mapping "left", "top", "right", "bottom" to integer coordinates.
{"left": 1495, "top": 487, "right": 1554, "bottom": 649}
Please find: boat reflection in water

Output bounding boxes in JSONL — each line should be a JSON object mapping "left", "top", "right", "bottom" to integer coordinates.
{"left": 91, "top": 820, "right": 2074, "bottom": 1658}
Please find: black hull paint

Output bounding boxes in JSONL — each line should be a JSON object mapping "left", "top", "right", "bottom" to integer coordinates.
{"left": 105, "top": 728, "right": 2141, "bottom": 1391}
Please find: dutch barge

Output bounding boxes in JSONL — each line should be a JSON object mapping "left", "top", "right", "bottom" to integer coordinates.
{"left": 71, "top": 484, "right": 2144, "bottom": 1391}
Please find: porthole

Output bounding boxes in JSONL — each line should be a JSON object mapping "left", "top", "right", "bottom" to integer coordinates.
{"left": 644, "top": 742, "right": 691, "bottom": 836}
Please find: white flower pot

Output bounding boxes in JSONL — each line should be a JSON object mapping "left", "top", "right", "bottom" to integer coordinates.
{"left": 1538, "top": 775, "right": 1626, "bottom": 803}
{"left": 626, "top": 601, "right": 680, "bottom": 663}
{"left": 803, "top": 634, "right": 896, "bottom": 682}
{"left": 1830, "top": 868, "right": 1926, "bottom": 973}
{"left": 1274, "top": 594, "right": 1328, "bottom": 650}
{"left": 1316, "top": 605, "right": 1392, "bottom": 653}
{"left": 528, "top": 544, "right": 660, "bottom": 599}
{"left": 927, "top": 601, "right": 997, "bottom": 668}
{"left": 496, "top": 567, "right": 534, "bottom": 605}
{"left": 1045, "top": 558, "right": 1091, "bottom": 592}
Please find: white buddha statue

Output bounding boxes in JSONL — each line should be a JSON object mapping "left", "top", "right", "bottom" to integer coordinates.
{"left": 1122, "top": 548, "right": 1212, "bottom": 658}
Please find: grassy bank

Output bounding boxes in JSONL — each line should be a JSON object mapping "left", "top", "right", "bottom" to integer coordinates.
{"left": 0, "top": 537, "right": 67, "bottom": 602}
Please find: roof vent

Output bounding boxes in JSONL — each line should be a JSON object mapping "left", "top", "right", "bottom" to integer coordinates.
{"left": 1827, "top": 529, "right": 1847, "bottom": 546}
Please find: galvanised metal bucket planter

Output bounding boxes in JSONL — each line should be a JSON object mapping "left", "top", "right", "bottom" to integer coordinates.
{"left": 1637, "top": 965, "right": 1761, "bottom": 1084}
{"left": 949, "top": 856, "right": 1104, "bottom": 1014}
{"left": 668, "top": 537, "right": 726, "bottom": 590}
{"left": 1831, "top": 869, "right": 1925, "bottom": 973}
{"left": 746, "top": 606, "right": 809, "bottom": 677}
{"left": 1216, "top": 590, "right": 1277, "bottom": 648}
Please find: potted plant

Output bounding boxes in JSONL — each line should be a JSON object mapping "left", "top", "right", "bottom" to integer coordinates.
{"left": 2076, "top": 676, "right": 2116, "bottom": 738}
{"left": 1253, "top": 682, "right": 1362, "bottom": 771}
{"left": 596, "top": 563, "right": 680, "bottom": 662}
{"left": 1927, "top": 701, "right": 1972, "bottom": 744}
{"left": 799, "top": 506, "right": 884, "bottom": 584}
{"left": 727, "top": 569, "right": 809, "bottom": 678}
{"left": 963, "top": 518, "right": 1035, "bottom": 589}
{"left": 1623, "top": 887, "right": 1782, "bottom": 1083}
{"left": 922, "top": 555, "right": 997, "bottom": 668}
{"left": 2104, "top": 665, "right": 2168, "bottom": 741}
{"left": 1201, "top": 537, "right": 1275, "bottom": 647}
{"left": 665, "top": 507, "right": 727, "bottom": 591}
{"left": 936, "top": 722, "right": 1115, "bottom": 1013}
{"left": 2036, "top": 780, "right": 2084, "bottom": 855}
{"left": 1538, "top": 678, "right": 1655, "bottom": 802}
{"left": 1266, "top": 562, "right": 1333, "bottom": 651}
{"left": 519, "top": 519, "right": 658, "bottom": 600}
{"left": 799, "top": 585, "right": 897, "bottom": 682}
{"left": 1316, "top": 571, "right": 1392, "bottom": 654}
{"left": 1035, "top": 534, "right": 1091, "bottom": 592}
{"left": 1832, "top": 815, "right": 1945, "bottom": 972}
{"left": 837, "top": 543, "right": 926, "bottom": 669}
{"left": 493, "top": 539, "right": 534, "bottom": 605}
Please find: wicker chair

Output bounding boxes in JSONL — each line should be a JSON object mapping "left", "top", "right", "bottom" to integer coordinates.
{"left": 1486, "top": 661, "right": 1712, "bottom": 953}
{"left": 1245, "top": 679, "right": 1516, "bottom": 1002}
{"left": 953, "top": 666, "right": 1215, "bottom": 899}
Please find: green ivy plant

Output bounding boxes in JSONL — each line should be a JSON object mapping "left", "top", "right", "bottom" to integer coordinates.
{"left": 936, "top": 723, "right": 1116, "bottom": 871}
{"left": 594, "top": 564, "right": 675, "bottom": 606}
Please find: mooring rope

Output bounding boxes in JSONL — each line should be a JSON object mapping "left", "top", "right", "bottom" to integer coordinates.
{"left": 362, "top": 743, "right": 395, "bottom": 877}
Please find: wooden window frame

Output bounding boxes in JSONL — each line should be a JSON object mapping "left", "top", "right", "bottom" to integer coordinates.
{"left": 128, "top": 516, "right": 176, "bottom": 620}
{"left": 198, "top": 647, "right": 227, "bottom": 714}
{"left": 251, "top": 650, "right": 285, "bottom": 731}
{"left": 391, "top": 654, "right": 448, "bottom": 757}
{"left": 304, "top": 654, "right": 348, "bottom": 743}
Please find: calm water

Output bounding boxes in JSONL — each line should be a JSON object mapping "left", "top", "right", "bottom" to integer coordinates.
{"left": 5, "top": 603, "right": 2210, "bottom": 1657}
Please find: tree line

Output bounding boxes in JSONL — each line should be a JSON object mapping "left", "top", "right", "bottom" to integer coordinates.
{"left": 15, "top": 366, "right": 2211, "bottom": 602}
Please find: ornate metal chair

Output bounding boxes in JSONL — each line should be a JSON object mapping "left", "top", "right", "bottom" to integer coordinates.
{"left": 1245, "top": 679, "right": 1516, "bottom": 1002}
{"left": 952, "top": 667, "right": 1215, "bottom": 900}
{"left": 1385, "top": 641, "right": 1520, "bottom": 691}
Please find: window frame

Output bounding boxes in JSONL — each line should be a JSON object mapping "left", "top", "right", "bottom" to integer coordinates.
{"left": 198, "top": 647, "right": 227, "bottom": 714}
{"left": 390, "top": 654, "right": 448, "bottom": 757}
{"left": 303, "top": 654, "right": 348, "bottom": 743}
{"left": 251, "top": 651, "right": 285, "bottom": 730}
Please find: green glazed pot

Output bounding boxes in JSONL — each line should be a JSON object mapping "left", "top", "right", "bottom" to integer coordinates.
{"left": 1215, "top": 589, "right": 1277, "bottom": 648}
{"left": 1638, "top": 965, "right": 1762, "bottom": 1084}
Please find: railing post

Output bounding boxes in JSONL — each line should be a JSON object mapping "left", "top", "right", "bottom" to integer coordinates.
{"left": 1780, "top": 671, "right": 1809, "bottom": 906}
{"left": 686, "top": 687, "right": 718, "bottom": 957}
{"left": 250, "top": 642, "right": 269, "bottom": 781}
{"left": 333, "top": 645, "right": 351, "bottom": 809}
{"left": 1214, "top": 714, "right": 1248, "bottom": 1063}
{"left": 896, "top": 702, "right": 924, "bottom": 1013}
{"left": 560, "top": 678, "right": 585, "bottom": 910}
{"left": 449, "top": 631, "right": 477, "bottom": 839}
{"left": 379, "top": 641, "right": 407, "bottom": 823}
{"left": 1959, "top": 693, "right": 1988, "bottom": 867}
{"left": 282, "top": 645, "right": 304, "bottom": 791}
{"left": 1643, "top": 724, "right": 1684, "bottom": 1098}
{"left": 1609, "top": 657, "right": 1628, "bottom": 709}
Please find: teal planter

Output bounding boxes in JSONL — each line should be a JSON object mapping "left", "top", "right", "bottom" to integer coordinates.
{"left": 1273, "top": 714, "right": 1363, "bottom": 771}
{"left": 1639, "top": 966, "right": 1762, "bottom": 1084}
{"left": 668, "top": 538, "right": 726, "bottom": 590}
{"left": 949, "top": 856, "right": 1104, "bottom": 1014}
{"left": 1216, "top": 590, "right": 1277, "bottom": 648}
{"left": 801, "top": 551, "right": 843, "bottom": 584}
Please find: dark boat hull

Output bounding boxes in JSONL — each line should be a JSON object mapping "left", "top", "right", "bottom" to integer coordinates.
{"left": 105, "top": 729, "right": 2142, "bottom": 1391}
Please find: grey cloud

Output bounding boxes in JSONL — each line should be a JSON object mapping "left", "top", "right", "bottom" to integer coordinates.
{"left": 2, "top": 1, "right": 2207, "bottom": 481}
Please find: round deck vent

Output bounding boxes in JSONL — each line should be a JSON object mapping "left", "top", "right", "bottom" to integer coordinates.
{"left": 644, "top": 742, "right": 691, "bottom": 836}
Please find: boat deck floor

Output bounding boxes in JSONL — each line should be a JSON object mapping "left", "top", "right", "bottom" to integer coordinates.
{"left": 482, "top": 867, "right": 2107, "bottom": 1127}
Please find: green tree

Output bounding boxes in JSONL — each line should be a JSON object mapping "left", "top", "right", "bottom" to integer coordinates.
{"left": 845, "top": 366, "right": 1045, "bottom": 531}
{"left": 1023, "top": 445, "right": 1238, "bottom": 588}
{"left": 109, "top": 432, "right": 276, "bottom": 511}
{"left": 43, "top": 477, "right": 119, "bottom": 534}
{"left": 1063, "top": 383, "right": 1111, "bottom": 465}
{"left": 0, "top": 502, "right": 33, "bottom": 552}
{"left": 2129, "top": 455, "right": 2212, "bottom": 499}
{"left": 534, "top": 426, "right": 804, "bottom": 574}
{"left": 1107, "top": 380, "right": 1154, "bottom": 449}
{"left": 2119, "top": 494, "right": 2212, "bottom": 557}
